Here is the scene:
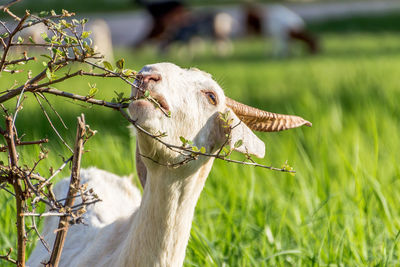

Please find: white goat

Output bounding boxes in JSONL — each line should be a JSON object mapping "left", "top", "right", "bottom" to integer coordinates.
{"left": 28, "top": 62, "right": 311, "bottom": 267}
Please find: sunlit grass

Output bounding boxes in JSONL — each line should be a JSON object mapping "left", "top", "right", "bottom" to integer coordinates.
{"left": 1, "top": 33, "right": 400, "bottom": 265}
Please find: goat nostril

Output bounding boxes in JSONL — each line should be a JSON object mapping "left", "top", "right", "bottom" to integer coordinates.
{"left": 141, "top": 73, "right": 162, "bottom": 83}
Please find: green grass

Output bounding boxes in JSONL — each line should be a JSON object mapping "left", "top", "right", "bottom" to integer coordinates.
{"left": 1, "top": 33, "right": 400, "bottom": 266}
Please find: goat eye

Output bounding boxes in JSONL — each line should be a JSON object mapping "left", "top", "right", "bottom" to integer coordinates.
{"left": 205, "top": 92, "right": 217, "bottom": 105}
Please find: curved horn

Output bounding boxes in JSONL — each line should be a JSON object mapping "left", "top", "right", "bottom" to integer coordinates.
{"left": 225, "top": 97, "right": 312, "bottom": 132}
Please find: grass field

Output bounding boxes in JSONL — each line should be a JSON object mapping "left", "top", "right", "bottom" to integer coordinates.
{"left": 1, "top": 32, "right": 400, "bottom": 266}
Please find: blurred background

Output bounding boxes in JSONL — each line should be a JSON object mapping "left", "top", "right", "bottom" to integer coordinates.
{"left": 4, "top": 0, "right": 400, "bottom": 59}
{"left": 1, "top": 0, "right": 400, "bottom": 266}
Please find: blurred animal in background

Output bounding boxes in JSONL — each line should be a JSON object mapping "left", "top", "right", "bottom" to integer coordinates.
{"left": 134, "top": 0, "right": 233, "bottom": 56}
{"left": 88, "top": 19, "right": 114, "bottom": 62}
{"left": 245, "top": 3, "right": 319, "bottom": 57}
{"left": 11, "top": 23, "right": 48, "bottom": 55}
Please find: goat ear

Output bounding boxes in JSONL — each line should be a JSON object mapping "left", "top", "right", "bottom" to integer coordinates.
{"left": 222, "top": 108, "right": 265, "bottom": 158}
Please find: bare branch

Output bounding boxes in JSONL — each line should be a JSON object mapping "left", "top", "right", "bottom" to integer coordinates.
{"left": 0, "top": 138, "right": 49, "bottom": 152}
{"left": 36, "top": 87, "right": 129, "bottom": 110}
{"left": 4, "top": 116, "right": 26, "bottom": 267}
{"left": 21, "top": 212, "right": 69, "bottom": 217}
{"left": 119, "top": 108, "right": 295, "bottom": 173}
{"left": 0, "top": 0, "right": 22, "bottom": 11}
{"left": 37, "top": 156, "right": 72, "bottom": 191}
{"left": 0, "top": 20, "right": 11, "bottom": 33}
{"left": 48, "top": 114, "right": 86, "bottom": 267}
{"left": 83, "top": 60, "right": 137, "bottom": 88}
{"left": 17, "top": 138, "right": 49, "bottom": 146}
{"left": 9, "top": 43, "right": 80, "bottom": 48}
{"left": 30, "top": 217, "right": 51, "bottom": 253}
{"left": 0, "top": 183, "right": 16, "bottom": 196}
{"left": 4, "top": 56, "right": 36, "bottom": 66}
{"left": 0, "top": 248, "right": 17, "bottom": 265}
{"left": 0, "top": 11, "right": 29, "bottom": 71}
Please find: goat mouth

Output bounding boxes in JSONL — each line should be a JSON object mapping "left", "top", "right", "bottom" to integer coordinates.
{"left": 134, "top": 89, "right": 170, "bottom": 116}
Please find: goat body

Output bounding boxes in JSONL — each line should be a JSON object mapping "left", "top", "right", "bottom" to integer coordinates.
{"left": 28, "top": 62, "right": 310, "bottom": 266}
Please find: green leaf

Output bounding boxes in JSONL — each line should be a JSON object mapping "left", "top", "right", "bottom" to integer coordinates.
{"left": 116, "top": 59, "right": 125, "bottom": 70}
{"left": 234, "top": 140, "right": 243, "bottom": 148}
{"left": 50, "top": 10, "right": 57, "bottom": 16}
{"left": 122, "top": 69, "right": 134, "bottom": 76}
{"left": 28, "top": 36, "right": 35, "bottom": 44}
{"left": 17, "top": 36, "right": 23, "bottom": 44}
{"left": 88, "top": 87, "right": 98, "bottom": 97}
{"left": 41, "top": 54, "right": 52, "bottom": 61}
{"left": 144, "top": 90, "right": 150, "bottom": 98}
{"left": 81, "top": 31, "right": 91, "bottom": 39}
{"left": 192, "top": 146, "right": 199, "bottom": 152}
{"left": 60, "top": 19, "right": 72, "bottom": 28}
{"left": 80, "top": 18, "right": 88, "bottom": 25}
{"left": 40, "top": 33, "right": 51, "bottom": 43}
{"left": 103, "top": 61, "right": 113, "bottom": 71}
{"left": 200, "top": 147, "right": 206, "bottom": 153}
{"left": 39, "top": 11, "right": 49, "bottom": 18}
{"left": 0, "top": 32, "right": 9, "bottom": 38}
{"left": 46, "top": 68, "right": 52, "bottom": 80}
{"left": 180, "top": 136, "right": 187, "bottom": 145}
{"left": 88, "top": 82, "right": 96, "bottom": 89}
{"left": 222, "top": 145, "right": 231, "bottom": 155}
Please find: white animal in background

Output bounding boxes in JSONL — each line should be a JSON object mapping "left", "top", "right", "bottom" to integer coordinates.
{"left": 28, "top": 62, "right": 311, "bottom": 267}
{"left": 88, "top": 19, "right": 114, "bottom": 62}
{"left": 264, "top": 5, "right": 318, "bottom": 56}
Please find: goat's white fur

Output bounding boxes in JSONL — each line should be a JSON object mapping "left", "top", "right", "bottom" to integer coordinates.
{"left": 28, "top": 62, "right": 264, "bottom": 267}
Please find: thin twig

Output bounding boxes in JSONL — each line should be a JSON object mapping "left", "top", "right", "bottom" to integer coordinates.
{"left": 0, "top": 0, "right": 22, "bottom": 10}
{"left": 0, "top": 183, "right": 16, "bottom": 196}
{"left": 17, "top": 139, "right": 49, "bottom": 146}
{"left": 0, "top": 248, "right": 17, "bottom": 265}
{"left": 37, "top": 93, "right": 68, "bottom": 129}
{"left": 37, "top": 156, "right": 72, "bottom": 191}
{"left": 4, "top": 56, "right": 36, "bottom": 66}
{"left": 0, "top": 11, "right": 29, "bottom": 71}
{"left": 0, "top": 20, "right": 11, "bottom": 33}
{"left": 21, "top": 212, "right": 69, "bottom": 217}
{"left": 119, "top": 108, "right": 295, "bottom": 173}
{"left": 83, "top": 60, "right": 137, "bottom": 88}
{"left": 34, "top": 93, "right": 73, "bottom": 153}
{"left": 30, "top": 217, "right": 51, "bottom": 253}
{"left": 10, "top": 43, "right": 80, "bottom": 48}
{"left": 36, "top": 87, "right": 130, "bottom": 109}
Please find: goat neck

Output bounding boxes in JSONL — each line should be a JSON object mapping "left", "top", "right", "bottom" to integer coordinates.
{"left": 116, "top": 158, "right": 214, "bottom": 267}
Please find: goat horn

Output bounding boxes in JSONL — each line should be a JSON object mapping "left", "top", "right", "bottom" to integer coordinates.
{"left": 225, "top": 97, "right": 312, "bottom": 132}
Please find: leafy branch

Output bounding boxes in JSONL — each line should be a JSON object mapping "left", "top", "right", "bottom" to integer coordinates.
{"left": 0, "top": 2, "right": 294, "bottom": 267}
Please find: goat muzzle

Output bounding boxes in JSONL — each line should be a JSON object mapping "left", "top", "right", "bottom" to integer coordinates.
{"left": 225, "top": 97, "right": 312, "bottom": 132}
{"left": 136, "top": 73, "right": 162, "bottom": 85}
